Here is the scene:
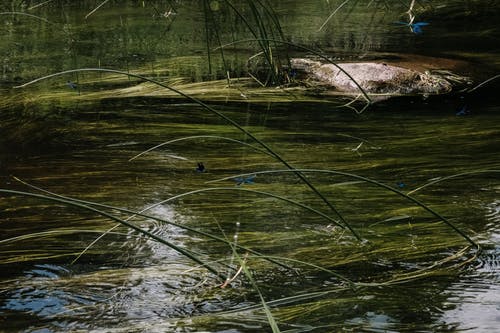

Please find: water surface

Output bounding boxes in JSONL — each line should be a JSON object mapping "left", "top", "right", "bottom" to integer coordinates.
{"left": 1, "top": 1, "right": 499, "bottom": 332}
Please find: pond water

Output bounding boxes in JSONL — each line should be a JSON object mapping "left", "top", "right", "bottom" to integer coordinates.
{"left": 1, "top": 1, "right": 499, "bottom": 332}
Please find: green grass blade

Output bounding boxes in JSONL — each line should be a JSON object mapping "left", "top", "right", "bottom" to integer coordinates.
{"left": 207, "top": 169, "right": 479, "bottom": 248}
{"left": 11, "top": 177, "right": 294, "bottom": 270}
{"left": 407, "top": 169, "right": 500, "bottom": 195}
{"left": 0, "top": 189, "right": 224, "bottom": 279}
{"left": 128, "top": 135, "right": 274, "bottom": 161}
{"left": 143, "top": 186, "right": 346, "bottom": 229}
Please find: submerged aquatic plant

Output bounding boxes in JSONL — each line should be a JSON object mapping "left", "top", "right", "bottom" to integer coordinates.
{"left": 13, "top": 67, "right": 363, "bottom": 241}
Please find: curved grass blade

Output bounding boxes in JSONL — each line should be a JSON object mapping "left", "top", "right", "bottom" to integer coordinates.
{"left": 254, "top": 255, "right": 356, "bottom": 288}
{"left": 85, "top": 0, "right": 111, "bottom": 20}
{"left": 229, "top": 245, "right": 282, "bottom": 332}
{"left": 244, "top": 263, "right": 282, "bottom": 333}
{"left": 407, "top": 169, "right": 500, "bottom": 195}
{"left": 10, "top": 177, "right": 293, "bottom": 270}
{"left": 467, "top": 74, "right": 500, "bottom": 93}
{"left": 128, "top": 135, "right": 274, "bottom": 161}
{"left": 317, "top": 0, "right": 351, "bottom": 32}
{"left": 0, "top": 189, "right": 224, "bottom": 279}
{"left": 140, "top": 186, "right": 345, "bottom": 229}
{"left": 0, "top": 11, "right": 54, "bottom": 25}
{"left": 28, "top": 0, "right": 57, "bottom": 10}
{"left": 207, "top": 169, "right": 479, "bottom": 248}
{"left": 0, "top": 229, "right": 131, "bottom": 245}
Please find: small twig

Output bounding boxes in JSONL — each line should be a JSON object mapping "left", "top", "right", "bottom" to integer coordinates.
{"left": 85, "top": 0, "right": 111, "bottom": 20}
{"left": 220, "top": 256, "right": 246, "bottom": 288}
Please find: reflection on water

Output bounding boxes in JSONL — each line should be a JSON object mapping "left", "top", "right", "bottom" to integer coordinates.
{"left": 440, "top": 199, "right": 500, "bottom": 332}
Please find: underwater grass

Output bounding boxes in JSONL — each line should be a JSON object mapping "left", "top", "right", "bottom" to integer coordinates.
{"left": 1, "top": 170, "right": 483, "bottom": 330}
{"left": 14, "top": 67, "right": 362, "bottom": 241}
{"left": 219, "top": 221, "right": 282, "bottom": 332}
{"left": 7, "top": 178, "right": 300, "bottom": 272}
{"left": 407, "top": 169, "right": 500, "bottom": 195}
{"left": 3, "top": 170, "right": 477, "bottom": 287}
{"left": 0, "top": 11, "right": 54, "bottom": 25}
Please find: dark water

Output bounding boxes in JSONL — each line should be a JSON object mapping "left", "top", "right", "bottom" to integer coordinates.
{"left": 1, "top": 1, "right": 499, "bottom": 332}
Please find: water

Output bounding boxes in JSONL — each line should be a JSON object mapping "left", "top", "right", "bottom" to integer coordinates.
{"left": 1, "top": 1, "right": 499, "bottom": 332}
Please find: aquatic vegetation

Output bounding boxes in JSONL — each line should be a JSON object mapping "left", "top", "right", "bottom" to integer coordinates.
{"left": 1, "top": 1, "right": 499, "bottom": 332}
{"left": 4, "top": 65, "right": 491, "bottom": 331}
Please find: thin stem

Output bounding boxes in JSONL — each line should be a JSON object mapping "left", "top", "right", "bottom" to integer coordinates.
{"left": 141, "top": 187, "right": 346, "bottom": 229}
{"left": 207, "top": 169, "right": 479, "bottom": 248}
{"left": 407, "top": 169, "right": 500, "bottom": 195}
{"left": 0, "top": 189, "right": 225, "bottom": 279}
{"left": 128, "top": 135, "right": 274, "bottom": 162}
{"left": 317, "top": 0, "right": 351, "bottom": 32}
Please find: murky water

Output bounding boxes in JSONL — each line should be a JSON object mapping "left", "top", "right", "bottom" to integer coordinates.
{"left": 1, "top": 1, "right": 499, "bottom": 332}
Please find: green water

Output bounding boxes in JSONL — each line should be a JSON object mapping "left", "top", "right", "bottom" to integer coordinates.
{"left": 1, "top": 1, "right": 499, "bottom": 332}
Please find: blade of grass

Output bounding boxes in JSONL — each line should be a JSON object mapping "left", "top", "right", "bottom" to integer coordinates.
{"left": 207, "top": 169, "right": 479, "bottom": 248}
{"left": 203, "top": 0, "right": 232, "bottom": 84}
{"left": 0, "top": 11, "right": 54, "bottom": 25}
{"left": 0, "top": 229, "right": 131, "bottom": 245}
{"left": 0, "top": 189, "right": 224, "bottom": 279}
{"left": 317, "top": 0, "right": 351, "bottom": 32}
{"left": 244, "top": 262, "right": 282, "bottom": 333}
{"left": 225, "top": 231, "right": 281, "bottom": 332}
{"left": 467, "top": 74, "right": 500, "bottom": 93}
{"left": 11, "top": 177, "right": 293, "bottom": 270}
{"left": 138, "top": 186, "right": 346, "bottom": 229}
{"left": 407, "top": 169, "right": 500, "bottom": 195}
{"left": 128, "top": 135, "right": 274, "bottom": 161}
{"left": 252, "top": 255, "right": 356, "bottom": 288}
{"left": 85, "top": 0, "right": 111, "bottom": 20}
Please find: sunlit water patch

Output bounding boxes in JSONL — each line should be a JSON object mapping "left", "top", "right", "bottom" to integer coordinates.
{"left": 439, "top": 198, "right": 500, "bottom": 332}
